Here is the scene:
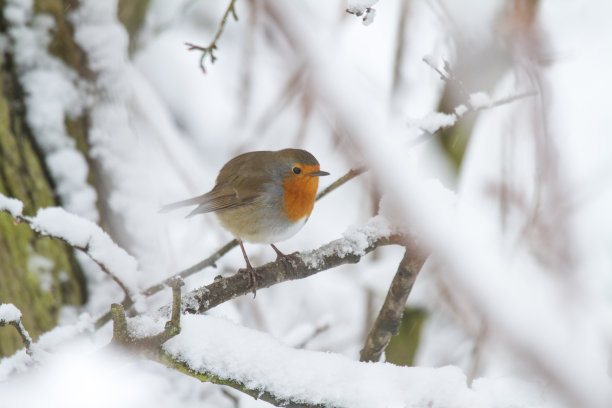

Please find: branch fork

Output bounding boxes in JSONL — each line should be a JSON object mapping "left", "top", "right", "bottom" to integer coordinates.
{"left": 111, "top": 277, "right": 184, "bottom": 351}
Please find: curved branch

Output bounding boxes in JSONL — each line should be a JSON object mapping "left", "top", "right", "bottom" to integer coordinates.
{"left": 359, "top": 240, "right": 427, "bottom": 362}
{"left": 0, "top": 202, "right": 137, "bottom": 307}
{"left": 0, "top": 303, "right": 33, "bottom": 356}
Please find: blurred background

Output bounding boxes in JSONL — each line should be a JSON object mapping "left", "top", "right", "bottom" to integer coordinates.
{"left": 1, "top": 0, "right": 611, "bottom": 406}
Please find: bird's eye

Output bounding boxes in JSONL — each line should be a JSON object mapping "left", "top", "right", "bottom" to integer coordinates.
{"left": 292, "top": 167, "right": 302, "bottom": 175}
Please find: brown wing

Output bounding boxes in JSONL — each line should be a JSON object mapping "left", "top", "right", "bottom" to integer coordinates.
{"left": 160, "top": 150, "right": 276, "bottom": 217}
{"left": 185, "top": 183, "right": 261, "bottom": 217}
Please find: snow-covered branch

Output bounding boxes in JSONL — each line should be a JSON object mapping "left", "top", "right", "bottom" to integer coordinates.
{"left": 154, "top": 314, "right": 521, "bottom": 408}
{"left": 0, "top": 304, "right": 32, "bottom": 356}
{"left": 0, "top": 194, "right": 142, "bottom": 309}
{"left": 180, "top": 215, "right": 410, "bottom": 315}
{"left": 409, "top": 57, "right": 537, "bottom": 138}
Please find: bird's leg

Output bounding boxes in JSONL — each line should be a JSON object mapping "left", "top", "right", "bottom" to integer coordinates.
{"left": 238, "top": 239, "right": 262, "bottom": 297}
{"left": 270, "top": 243, "right": 293, "bottom": 262}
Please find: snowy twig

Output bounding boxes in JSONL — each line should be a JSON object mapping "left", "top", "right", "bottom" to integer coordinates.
{"left": 346, "top": 0, "right": 379, "bottom": 26}
{"left": 0, "top": 198, "right": 139, "bottom": 308}
{"left": 186, "top": 0, "right": 238, "bottom": 73}
{"left": 359, "top": 242, "right": 427, "bottom": 362}
{"left": 422, "top": 56, "right": 469, "bottom": 98}
{"left": 0, "top": 303, "right": 33, "bottom": 356}
{"left": 412, "top": 56, "right": 537, "bottom": 138}
{"left": 111, "top": 277, "right": 184, "bottom": 349}
{"left": 180, "top": 228, "right": 409, "bottom": 316}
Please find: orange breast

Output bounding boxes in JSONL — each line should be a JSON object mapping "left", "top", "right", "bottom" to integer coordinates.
{"left": 282, "top": 164, "right": 320, "bottom": 222}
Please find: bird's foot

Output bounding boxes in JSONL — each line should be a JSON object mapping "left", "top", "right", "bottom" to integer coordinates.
{"left": 270, "top": 244, "right": 295, "bottom": 263}
{"left": 240, "top": 264, "right": 263, "bottom": 298}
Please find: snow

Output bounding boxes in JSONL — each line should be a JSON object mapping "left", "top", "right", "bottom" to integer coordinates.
{"left": 164, "top": 314, "right": 548, "bottom": 408}
{"left": 362, "top": 8, "right": 376, "bottom": 26}
{"left": 0, "top": 303, "right": 22, "bottom": 323}
{"left": 346, "top": 0, "right": 378, "bottom": 16}
{"left": 4, "top": 0, "right": 98, "bottom": 223}
{"left": 468, "top": 92, "right": 493, "bottom": 110}
{"left": 2, "top": 0, "right": 612, "bottom": 407}
{"left": 299, "top": 214, "right": 394, "bottom": 268}
{"left": 409, "top": 111, "right": 457, "bottom": 133}
{"left": 30, "top": 206, "right": 142, "bottom": 300}
{"left": 0, "top": 194, "right": 23, "bottom": 217}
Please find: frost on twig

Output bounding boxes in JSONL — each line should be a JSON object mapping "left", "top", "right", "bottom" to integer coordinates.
{"left": 0, "top": 194, "right": 142, "bottom": 309}
{"left": 410, "top": 56, "right": 537, "bottom": 140}
{"left": 186, "top": 0, "right": 238, "bottom": 73}
{"left": 0, "top": 303, "right": 33, "bottom": 355}
{"left": 346, "top": 0, "right": 378, "bottom": 26}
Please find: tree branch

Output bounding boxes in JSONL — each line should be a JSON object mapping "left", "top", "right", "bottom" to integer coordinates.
{"left": 180, "top": 231, "right": 407, "bottom": 316}
{"left": 315, "top": 166, "right": 368, "bottom": 201}
{"left": 359, "top": 239, "right": 427, "bottom": 362}
{"left": 111, "top": 277, "right": 184, "bottom": 350}
{"left": 0, "top": 303, "right": 33, "bottom": 356}
{"left": 186, "top": 0, "right": 238, "bottom": 73}
{"left": 0, "top": 203, "right": 137, "bottom": 308}
{"left": 410, "top": 56, "right": 537, "bottom": 141}
{"left": 154, "top": 351, "right": 327, "bottom": 408}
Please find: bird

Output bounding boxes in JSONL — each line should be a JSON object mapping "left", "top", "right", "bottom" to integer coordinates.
{"left": 161, "top": 148, "right": 329, "bottom": 295}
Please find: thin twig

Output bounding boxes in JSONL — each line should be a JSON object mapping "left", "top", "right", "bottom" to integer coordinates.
{"left": 359, "top": 240, "right": 427, "bottom": 362}
{"left": 0, "top": 304, "right": 33, "bottom": 356}
{"left": 316, "top": 166, "right": 368, "bottom": 201}
{"left": 415, "top": 56, "right": 538, "bottom": 141}
{"left": 186, "top": 0, "right": 238, "bottom": 73}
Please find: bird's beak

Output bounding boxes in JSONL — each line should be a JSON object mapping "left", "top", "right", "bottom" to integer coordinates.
{"left": 308, "top": 170, "right": 330, "bottom": 177}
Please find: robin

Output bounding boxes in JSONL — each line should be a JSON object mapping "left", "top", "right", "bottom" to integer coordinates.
{"left": 161, "top": 148, "right": 329, "bottom": 295}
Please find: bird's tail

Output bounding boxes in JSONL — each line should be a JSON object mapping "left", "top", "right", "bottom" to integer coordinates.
{"left": 159, "top": 195, "right": 205, "bottom": 213}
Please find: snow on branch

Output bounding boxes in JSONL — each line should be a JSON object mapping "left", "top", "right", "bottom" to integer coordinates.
{"left": 408, "top": 56, "right": 537, "bottom": 138}
{"left": 0, "top": 304, "right": 32, "bottom": 356}
{"left": 179, "top": 216, "right": 409, "bottom": 316}
{"left": 157, "top": 314, "right": 517, "bottom": 408}
{"left": 0, "top": 194, "right": 142, "bottom": 309}
{"left": 346, "top": 0, "right": 378, "bottom": 26}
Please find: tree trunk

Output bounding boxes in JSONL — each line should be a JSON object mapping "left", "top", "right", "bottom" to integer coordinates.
{"left": 0, "top": 0, "right": 150, "bottom": 357}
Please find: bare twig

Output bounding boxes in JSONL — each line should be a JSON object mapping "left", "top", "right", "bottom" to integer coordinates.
{"left": 186, "top": 0, "right": 238, "bottom": 73}
{"left": 316, "top": 166, "right": 368, "bottom": 201}
{"left": 359, "top": 239, "right": 427, "bottom": 362}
